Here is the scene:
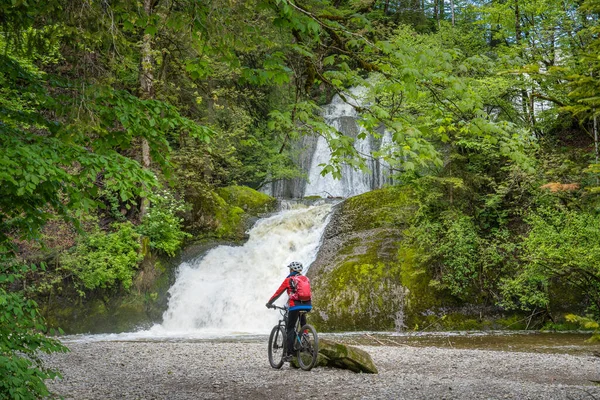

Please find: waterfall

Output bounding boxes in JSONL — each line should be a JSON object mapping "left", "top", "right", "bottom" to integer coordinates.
{"left": 142, "top": 201, "right": 334, "bottom": 338}
{"left": 267, "top": 87, "right": 392, "bottom": 199}
{"left": 305, "top": 88, "right": 374, "bottom": 198}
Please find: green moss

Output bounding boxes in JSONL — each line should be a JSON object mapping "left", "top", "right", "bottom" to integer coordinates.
{"left": 313, "top": 245, "right": 405, "bottom": 330}
{"left": 217, "top": 185, "right": 277, "bottom": 215}
{"left": 90, "top": 299, "right": 108, "bottom": 316}
{"left": 310, "top": 187, "right": 421, "bottom": 331}
{"left": 344, "top": 187, "right": 417, "bottom": 231}
{"left": 398, "top": 244, "right": 440, "bottom": 323}
{"left": 212, "top": 193, "right": 245, "bottom": 238}
{"left": 192, "top": 186, "right": 276, "bottom": 240}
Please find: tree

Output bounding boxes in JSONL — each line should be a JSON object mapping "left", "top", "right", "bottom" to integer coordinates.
{"left": 0, "top": 1, "right": 209, "bottom": 396}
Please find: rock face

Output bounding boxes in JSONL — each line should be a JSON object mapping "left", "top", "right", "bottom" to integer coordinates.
{"left": 316, "top": 339, "right": 378, "bottom": 373}
{"left": 307, "top": 187, "right": 418, "bottom": 331}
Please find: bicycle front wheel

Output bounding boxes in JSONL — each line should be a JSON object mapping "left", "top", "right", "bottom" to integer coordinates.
{"left": 297, "top": 324, "right": 318, "bottom": 371}
{"left": 268, "top": 325, "right": 285, "bottom": 369}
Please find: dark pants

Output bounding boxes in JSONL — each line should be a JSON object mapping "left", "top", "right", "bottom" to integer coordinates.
{"left": 286, "top": 309, "right": 307, "bottom": 355}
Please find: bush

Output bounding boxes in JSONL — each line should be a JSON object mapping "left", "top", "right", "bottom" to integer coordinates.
{"left": 60, "top": 222, "right": 143, "bottom": 294}
{"left": 566, "top": 314, "right": 600, "bottom": 342}
{"left": 0, "top": 262, "right": 68, "bottom": 399}
{"left": 137, "top": 190, "right": 190, "bottom": 256}
{"left": 409, "top": 209, "right": 513, "bottom": 302}
{"left": 501, "top": 208, "right": 600, "bottom": 316}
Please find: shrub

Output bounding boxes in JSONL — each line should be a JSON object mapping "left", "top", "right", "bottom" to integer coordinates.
{"left": 501, "top": 208, "right": 600, "bottom": 316}
{"left": 0, "top": 262, "right": 68, "bottom": 399}
{"left": 137, "top": 190, "right": 190, "bottom": 256}
{"left": 60, "top": 222, "right": 143, "bottom": 294}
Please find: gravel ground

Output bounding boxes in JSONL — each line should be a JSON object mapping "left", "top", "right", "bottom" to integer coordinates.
{"left": 44, "top": 339, "right": 600, "bottom": 400}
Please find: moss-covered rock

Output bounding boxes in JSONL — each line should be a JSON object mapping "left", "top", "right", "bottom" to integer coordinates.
{"left": 217, "top": 185, "right": 277, "bottom": 214}
{"left": 308, "top": 187, "right": 417, "bottom": 331}
{"left": 317, "top": 339, "right": 378, "bottom": 373}
{"left": 186, "top": 185, "right": 277, "bottom": 240}
{"left": 291, "top": 339, "right": 378, "bottom": 373}
{"left": 42, "top": 250, "right": 179, "bottom": 334}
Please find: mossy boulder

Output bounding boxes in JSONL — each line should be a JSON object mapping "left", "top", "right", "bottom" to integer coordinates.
{"left": 216, "top": 185, "right": 277, "bottom": 214}
{"left": 186, "top": 185, "right": 276, "bottom": 240}
{"left": 291, "top": 339, "right": 378, "bottom": 373}
{"left": 307, "top": 187, "right": 497, "bottom": 332}
{"left": 317, "top": 339, "right": 378, "bottom": 373}
{"left": 307, "top": 187, "right": 417, "bottom": 331}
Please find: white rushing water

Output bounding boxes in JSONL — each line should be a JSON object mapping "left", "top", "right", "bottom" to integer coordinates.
{"left": 81, "top": 201, "right": 335, "bottom": 341}
{"left": 304, "top": 87, "right": 392, "bottom": 198}
{"left": 154, "top": 202, "right": 333, "bottom": 336}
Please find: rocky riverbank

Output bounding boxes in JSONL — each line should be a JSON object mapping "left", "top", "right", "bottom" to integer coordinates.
{"left": 44, "top": 337, "right": 600, "bottom": 399}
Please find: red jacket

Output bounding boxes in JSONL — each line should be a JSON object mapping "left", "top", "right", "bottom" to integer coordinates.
{"left": 268, "top": 272, "right": 312, "bottom": 310}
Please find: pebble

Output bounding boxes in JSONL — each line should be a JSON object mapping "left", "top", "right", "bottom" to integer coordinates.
{"left": 42, "top": 340, "right": 600, "bottom": 399}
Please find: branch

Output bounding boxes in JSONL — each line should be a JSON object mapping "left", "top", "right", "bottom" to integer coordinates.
{"left": 283, "top": 0, "right": 376, "bottom": 48}
{"left": 530, "top": 92, "right": 565, "bottom": 107}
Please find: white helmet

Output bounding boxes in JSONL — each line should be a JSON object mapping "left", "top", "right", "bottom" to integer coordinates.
{"left": 287, "top": 261, "right": 303, "bottom": 273}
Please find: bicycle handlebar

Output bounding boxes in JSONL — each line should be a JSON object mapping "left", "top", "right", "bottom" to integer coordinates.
{"left": 269, "top": 305, "right": 287, "bottom": 311}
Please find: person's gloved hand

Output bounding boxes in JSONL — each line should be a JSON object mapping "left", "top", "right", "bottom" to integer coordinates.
{"left": 265, "top": 302, "right": 273, "bottom": 309}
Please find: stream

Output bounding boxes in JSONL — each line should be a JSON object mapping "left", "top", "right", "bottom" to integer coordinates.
{"left": 61, "top": 330, "right": 600, "bottom": 358}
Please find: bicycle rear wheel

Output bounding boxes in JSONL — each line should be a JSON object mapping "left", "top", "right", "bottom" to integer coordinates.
{"left": 268, "top": 325, "right": 285, "bottom": 369}
{"left": 297, "top": 324, "right": 318, "bottom": 371}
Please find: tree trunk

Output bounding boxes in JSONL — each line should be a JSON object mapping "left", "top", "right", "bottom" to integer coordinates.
{"left": 514, "top": 0, "right": 533, "bottom": 131}
{"left": 514, "top": 0, "right": 521, "bottom": 42}
{"left": 139, "top": 0, "right": 157, "bottom": 218}
{"left": 449, "top": 0, "right": 455, "bottom": 26}
{"left": 594, "top": 112, "right": 598, "bottom": 164}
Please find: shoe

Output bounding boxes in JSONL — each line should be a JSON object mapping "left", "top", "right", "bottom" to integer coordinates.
{"left": 283, "top": 354, "right": 295, "bottom": 362}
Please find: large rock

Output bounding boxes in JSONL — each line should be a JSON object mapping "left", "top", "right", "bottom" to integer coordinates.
{"left": 317, "top": 339, "right": 378, "bottom": 373}
{"left": 291, "top": 339, "right": 378, "bottom": 373}
{"left": 185, "top": 185, "right": 277, "bottom": 239}
{"left": 307, "top": 187, "right": 418, "bottom": 331}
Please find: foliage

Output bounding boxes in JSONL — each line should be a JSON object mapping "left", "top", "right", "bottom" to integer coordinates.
{"left": 137, "top": 191, "right": 190, "bottom": 257}
{"left": 60, "top": 223, "right": 143, "bottom": 295}
{"left": 407, "top": 207, "right": 517, "bottom": 303}
{"left": 561, "top": 0, "right": 600, "bottom": 121}
{"left": 566, "top": 314, "right": 600, "bottom": 343}
{"left": 0, "top": 54, "right": 158, "bottom": 244}
{"left": 0, "top": 261, "right": 68, "bottom": 400}
{"left": 501, "top": 208, "right": 600, "bottom": 317}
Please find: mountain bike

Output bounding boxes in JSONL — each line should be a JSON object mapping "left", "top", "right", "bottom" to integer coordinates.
{"left": 267, "top": 305, "right": 319, "bottom": 371}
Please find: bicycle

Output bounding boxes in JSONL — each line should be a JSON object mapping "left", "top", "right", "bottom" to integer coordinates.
{"left": 267, "top": 305, "right": 319, "bottom": 371}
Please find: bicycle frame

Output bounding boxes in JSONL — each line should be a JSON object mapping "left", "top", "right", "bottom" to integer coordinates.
{"left": 273, "top": 305, "right": 305, "bottom": 350}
